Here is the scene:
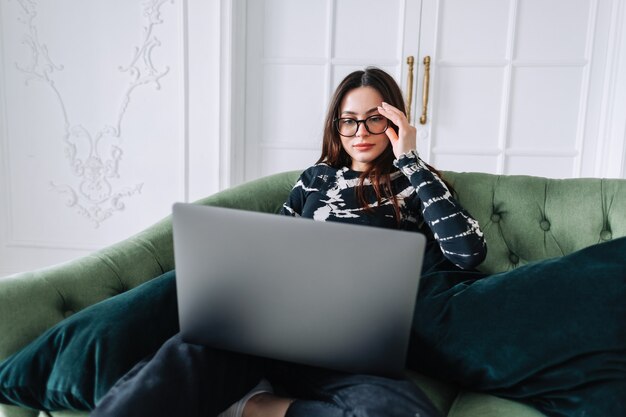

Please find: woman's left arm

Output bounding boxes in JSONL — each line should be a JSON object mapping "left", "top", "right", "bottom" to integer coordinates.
{"left": 395, "top": 150, "right": 487, "bottom": 269}
{"left": 378, "top": 102, "right": 486, "bottom": 270}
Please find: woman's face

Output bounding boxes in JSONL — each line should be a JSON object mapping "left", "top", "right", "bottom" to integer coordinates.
{"left": 338, "top": 86, "right": 390, "bottom": 172}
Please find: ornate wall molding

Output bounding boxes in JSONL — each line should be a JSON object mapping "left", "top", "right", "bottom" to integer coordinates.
{"left": 13, "top": 0, "right": 173, "bottom": 227}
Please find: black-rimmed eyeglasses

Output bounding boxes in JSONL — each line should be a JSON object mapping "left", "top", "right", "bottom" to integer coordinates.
{"left": 334, "top": 115, "right": 389, "bottom": 137}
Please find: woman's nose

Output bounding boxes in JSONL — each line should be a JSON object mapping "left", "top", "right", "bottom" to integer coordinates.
{"left": 356, "top": 121, "right": 369, "bottom": 137}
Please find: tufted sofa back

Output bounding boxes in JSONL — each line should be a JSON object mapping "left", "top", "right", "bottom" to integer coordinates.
{"left": 444, "top": 171, "right": 626, "bottom": 274}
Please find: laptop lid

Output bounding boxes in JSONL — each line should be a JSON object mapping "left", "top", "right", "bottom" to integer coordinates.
{"left": 172, "top": 203, "right": 425, "bottom": 377}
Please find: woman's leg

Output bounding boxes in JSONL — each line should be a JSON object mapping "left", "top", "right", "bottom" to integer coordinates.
{"left": 267, "top": 364, "right": 442, "bottom": 417}
{"left": 90, "top": 333, "right": 267, "bottom": 417}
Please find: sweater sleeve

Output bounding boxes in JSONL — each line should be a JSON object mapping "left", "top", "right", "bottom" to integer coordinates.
{"left": 394, "top": 150, "right": 487, "bottom": 270}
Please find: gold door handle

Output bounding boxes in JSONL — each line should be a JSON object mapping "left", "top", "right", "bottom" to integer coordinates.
{"left": 419, "top": 56, "right": 431, "bottom": 125}
{"left": 405, "top": 56, "right": 415, "bottom": 124}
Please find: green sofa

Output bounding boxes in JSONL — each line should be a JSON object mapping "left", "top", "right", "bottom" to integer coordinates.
{"left": 1, "top": 170, "right": 625, "bottom": 417}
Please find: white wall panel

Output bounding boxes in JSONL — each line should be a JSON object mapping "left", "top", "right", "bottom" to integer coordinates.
{"left": 433, "top": 154, "right": 499, "bottom": 174}
{"left": 438, "top": 0, "right": 511, "bottom": 60}
{"left": 263, "top": 0, "right": 328, "bottom": 59}
{"left": 1, "top": 0, "right": 181, "bottom": 244}
{"left": 508, "top": 66, "right": 582, "bottom": 151}
{"left": 0, "top": 0, "right": 222, "bottom": 277}
{"left": 420, "top": 0, "right": 617, "bottom": 179}
{"left": 593, "top": 0, "right": 626, "bottom": 179}
{"left": 433, "top": 66, "right": 504, "bottom": 150}
{"left": 261, "top": 64, "right": 327, "bottom": 146}
{"left": 506, "top": 155, "right": 574, "bottom": 178}
{"left": 515, "top": 0, "right": 591, "bottom": 60}
{"left": 334, "top": 0, "right": 403, "bottom": 60}
{"left": 260, "top": 148, "right": 320, "bottom": 177}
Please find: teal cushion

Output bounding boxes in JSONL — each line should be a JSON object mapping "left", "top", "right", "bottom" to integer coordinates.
{"left": 412, "top": 237, "right": 626, "bottom": 417}
{"left": 0, "top": 270, "right": 178, "bottom": 411}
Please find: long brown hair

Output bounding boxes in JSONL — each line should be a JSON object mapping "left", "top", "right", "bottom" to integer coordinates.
{"left": 317, "top": 67, "right": 445, "bottom": 224}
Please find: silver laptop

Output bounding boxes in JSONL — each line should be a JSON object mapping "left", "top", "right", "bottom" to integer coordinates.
{"left": 172, "top": 203, "right": 426, "bottom": 377}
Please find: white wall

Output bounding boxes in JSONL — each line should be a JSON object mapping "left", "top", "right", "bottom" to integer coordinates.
{"left": 597, "top": 0, "right": 626, "bottom": 179}
{"left": 0, "top": 0, "right": 625, "bottom": 277}
{"left": 0, "top": 0, "right": 223, "bottom": 277}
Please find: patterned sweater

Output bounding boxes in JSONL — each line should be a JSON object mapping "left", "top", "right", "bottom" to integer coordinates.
{"left": 279, "top": 150, "right": 487, "bottom": 270}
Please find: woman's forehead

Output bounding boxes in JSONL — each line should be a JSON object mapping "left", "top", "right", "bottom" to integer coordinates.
{"left": 340, "top": 86, "right": 383, "bottom": 114}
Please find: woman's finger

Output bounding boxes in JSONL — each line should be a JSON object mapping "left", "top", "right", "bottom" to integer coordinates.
{"left": 377, "top": 106, "right": 404, "bottom": 127}
{"left": 381, "top": 101, "right": 404, "bottom": 115}
{"left": 379, "top": 103, "right": 409, "bottom": 127}
{"left": 381, "top": 102, "right": 407, "bottom": 120}
{"left": 385, "top": 126, "right": 399, "bottom": 142}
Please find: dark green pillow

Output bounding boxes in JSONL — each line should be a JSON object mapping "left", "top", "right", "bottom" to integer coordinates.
{"left": 411, "top": 237, "right": 626, "bottom": 417}
{"left": 0, "top": 270, "right": 178, "bottom": 411}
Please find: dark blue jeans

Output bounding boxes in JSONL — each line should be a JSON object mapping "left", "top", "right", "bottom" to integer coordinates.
{"left": 90, "top": 333, "right": 441, "bottom": 417}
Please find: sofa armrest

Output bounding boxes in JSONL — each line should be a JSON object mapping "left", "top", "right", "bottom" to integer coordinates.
{"left": 0, "top": 170, "right": 301, "bottom": 362}
{"left": 0, "top": 216, "right": 175, "bottom": 363}
{"left": 0, "top": 219, "right": 173, "bottom": 417}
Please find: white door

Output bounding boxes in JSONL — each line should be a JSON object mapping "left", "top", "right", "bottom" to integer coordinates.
{"left": 239, "top": 0, "right": 422, "bottom": 183}
{"left": 414, "top": 0, "right": 615, "bottom": 178}
{"left": 240, "top": 0, "right": 619, "bottom": 182}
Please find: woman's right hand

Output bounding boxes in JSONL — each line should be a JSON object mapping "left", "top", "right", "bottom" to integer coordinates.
{"left": 377, "top": 102, "right": 417, "bottom": 159}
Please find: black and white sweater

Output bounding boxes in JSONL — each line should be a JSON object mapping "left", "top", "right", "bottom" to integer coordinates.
{"left": 279, "top": 150, "right": 487, "bottom": 270}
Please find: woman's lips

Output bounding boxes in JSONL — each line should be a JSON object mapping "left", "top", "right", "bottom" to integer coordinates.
{"left": 353, "top": 143, "right": 375, "bottom": 150}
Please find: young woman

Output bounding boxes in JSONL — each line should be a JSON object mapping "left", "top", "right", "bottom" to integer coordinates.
{"left": 91, "top": 68, "right": 625, "bottom": 417}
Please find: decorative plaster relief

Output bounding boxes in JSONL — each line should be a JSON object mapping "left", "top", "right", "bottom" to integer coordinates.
{"left": 13, "top": 0, "right": 172, "bottom": 227}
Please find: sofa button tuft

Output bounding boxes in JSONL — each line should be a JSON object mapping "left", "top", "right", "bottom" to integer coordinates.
{"left": 509, "top": 253, "right": 519, "bottom": 264}
{"left": 540, "top": 220, "right": 550, "bottom": 231}
{"left": 491, "top": 213, "right": 501, "bottom": 223}
{"left": 600, "top": 230, "right": 612, "bottom": 241}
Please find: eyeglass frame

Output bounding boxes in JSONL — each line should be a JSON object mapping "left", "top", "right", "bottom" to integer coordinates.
{"left": 333, "top": 115, "right": 390, "bottom": 137}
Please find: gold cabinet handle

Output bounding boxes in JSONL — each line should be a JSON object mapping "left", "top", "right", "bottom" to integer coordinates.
{"left": 419, "top": 56, "right": 431, "bottom": 125}
{"left": 405, "top": 56, "right": 415, "bottom": 124}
